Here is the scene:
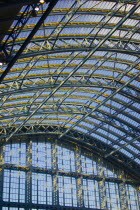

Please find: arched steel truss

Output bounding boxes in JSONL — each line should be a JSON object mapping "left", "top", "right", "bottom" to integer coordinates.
{"left": 0, "top": 0, "right": 140, "bottom": 180}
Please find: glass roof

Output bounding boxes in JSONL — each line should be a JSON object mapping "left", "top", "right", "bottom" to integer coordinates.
{"left": 0, "top": 0, "right": 140, "bottom": 172}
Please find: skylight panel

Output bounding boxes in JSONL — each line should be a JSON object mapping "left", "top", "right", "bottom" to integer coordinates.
{"left": 135, "top": 158, "right": 140, "bottom": 164}
{"left": 109, "top": 16, "right": 121, "bottom": 24}
{"left": 117, "top": 114, "right": 139, "bottom": 127}
{"left": 54, "top": 0, "right": 75, "bottom": 8}
{"left": 124, "top": 108, "right": 140, "bottom": 118}
{"left": 86, "top": 117, "right": 100, "bottom": 125}
{"left": 113, "top": 145, "right": 119, "bottom": 149}
{"left": 89, "top": 101, "right": 99, "bottom": 107}
{"left": 130, "top": 80, "right": 140, "bottom": 87}
{"left": 64, "top": 98, "right": 88, "bottom": 104}
{"left": 91, "top": 133, "right": 111, "bottom": 144}
{"left": 80, "top": 121, "right": 94, "bottom": 129}
{"left": 99, "top": 105, "right": 115, "bottom": 114}
{"left": 115, "top": 94, "right": 131, "bottom": 103}
{"left": 97, "top": 28, "right": 111, "bottom": 36}
{"left": 26, "top": 16, "right": 40, "bottom": 25}
{"left": 45, "top": 15, "right": 64, "bottom": 22}
{"left": 121, "top": 76, "right": 132, "bottom": 82}
{"left": 126, "top": 145, "right": 139, "bottom": 154}
{"left": 110, "top": 100, "right": 123, "bottom": 109}
{"left": 104, "top": 124, "right": 126, "bottom": 136}
{"left": 123, "top": 18, "right": 140, "bottom": 27}
{"left": 74, "top": 126, "right": 87, "bottom": 134}
{"left": 135, "top": 7, "right": 140, "bottom": 13}
{"left": 16, "top": 31, "right": 31, "bottom": 39}
{"left": 97, "top": 128, "right": 118, "bottom": 141}
{"left": 119, "top": 149, "right": 133, "bottom": 158}
{"left": 112, "top": 30, "right": 128, "bottom": 37}
{"left": 115, "top": 54, "right": 138, "bottom": 62}
{"left": 132, "top": 102, "right": 140, "bottom": 109}
{"left": 94, "top": 51, "right": 107, "bottom": 56}
{"left": 131, "top": 33, "right": 140, "bottom": 40}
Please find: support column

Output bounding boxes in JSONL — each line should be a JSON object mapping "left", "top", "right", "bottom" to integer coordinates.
{"left": 52, "top": 139, "right": 59, "bottom": 206}
{"left": 75, "top": 145, "right": 83, "bottom": 208}
{"left": 119, "top": 172, "right": 127, "bottom": 210}
{"left": 136, "top": 186, "right": 140, "bottom": 209}
{"left": 98, "top": 158, "right": 107, "bottom": 209}
{"left": 0, "top": 144, "right": 4, "bottom": 210}
{"left": 26, "top": 138, "right": 32, "bottom": 209}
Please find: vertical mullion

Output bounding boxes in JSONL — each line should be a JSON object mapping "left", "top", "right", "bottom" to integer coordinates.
{"left": 70, "top": 150, "right": 72, "bottom": 172}
{"left": 18, "top": 140, "right": 21, "bottom": 202}
{"left": 26, "top": 138, "right": 32, "bottom": 206}
{"left": 107, "top": 182, "right": 111, "bottom": 209}
{"left": 63, "top": 176, "right": 65, "bottom": 206}
{"left": 98, "top": 158, "right": 106, "bottom": 209}
{"left": 46, "top": 173, "right": 47, "bottom": 205}
{"left": 94, "top": 180, "right": 97, "bottom": 208}
{"left": 9, "top": 170, "right": 11, "bottom": 203}
{"left": 45, "top": 138, "right": 47, "bottom": 169}
{"left": 71, "top": 177, "right": 73, "bottom": 207}
{"left": 0, "top": 145, "right": 4, "bottom": 208}
{"left": 119, "top": 172, "right": 127, "bottom": 210}
{"left": 62, "top": 146, "right": 64, "bottom": 171}
{"left": 19, "top": 140, "right": 21, "bottom": 166}
{"left": 37, "top": 138, "right": 38, "bottom": 168}
{"left": 10, "top": 141, "right": 12, "bottom": 165}
{"left": 37, "top": 173, "right": 38, "bottom": 204}
{"left": 75, "top": 145, "right": 83, "bottom": 207}
{"left": 52, "top": 139, "right": 58, "bottom": 205}
{"left": 85, "top": 179, "right": 88, "bottom": 208}
{"left": 37, "top": 138, "right": 39, "bottom": 204}
{"left": 18, "top": 171, "right": 20, "bottom": 203}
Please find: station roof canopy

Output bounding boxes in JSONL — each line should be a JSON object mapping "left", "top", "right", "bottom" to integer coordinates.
{"left": 0, "top": 0, "right": 140, "bottom": 180}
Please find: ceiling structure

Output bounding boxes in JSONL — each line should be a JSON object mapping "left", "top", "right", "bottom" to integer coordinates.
{"left": 0, "top": 0, "right": 140, "bottom": 180}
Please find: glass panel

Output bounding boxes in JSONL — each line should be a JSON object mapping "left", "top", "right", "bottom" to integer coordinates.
{"left": 105, "top": 182, "right": 120, "bottom": 210}
{"left": 83, "top": 179, "right": 100, "bottom": 209}
{"left": 2, "top": 141, "right": 140, "bottom": 210}
{"left": 32, "top": 142, "right": 51, "bottom": 169}
{"left": 125, "top": 184, "right": 139, "bottom": 210}
{"left": 4, "top": 143, "right": 26, "bottom": 165}
{"left": 32, "top": 172, "right": 52, "bottom": 205}
{"left": 57, "top": 146, "right": 76, "bottom": 172}
{"left": 3, "top": 169, "right": 25, "bottom": 203}
{"left": 81, "top": 155, "right": 97, "bottom": 175}
{"left": 58, "top": 176, "right": 77, "bottom": 207}
{"left": 104, "top": 167, "right": 117, "bottom": 178}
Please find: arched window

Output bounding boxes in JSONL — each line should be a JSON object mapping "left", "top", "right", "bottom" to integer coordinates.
{"left": 1, "top": 136, "right": 139, "bottom": 210}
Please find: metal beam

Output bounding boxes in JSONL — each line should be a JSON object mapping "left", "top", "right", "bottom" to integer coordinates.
{"left": 6, "top": 54, "right": 140, "bottom": 68}
{"left": 27, "top": 7, "right": 140, "bottom": 20}
{"left": 0, "top": 201, "right": 104, "bottom": 210}
{"left": 11, "top": 35, "right": 140, "bottom": 46}
{"left": 0, "top": 0, "right": 59, "bottom": 84}
{"left": 2, "top": 163, "right": 139, "bottom": 184}
{"left": 0, "top": 3, "right": 39, "bottom": 60}
{"left": 105, "top": 135, "right": 140, "bottom": 158}
{"left": 4, "top": 22, "right": 138, "bottom": 34}
{"left": 0, "top": 80, "right": 139, "bottom": 100}
{"left": 18, "top": 47, "right": 139, "bottom": 59}
{"left": 59, "top": 63, "right": 140, "bottom": 139}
